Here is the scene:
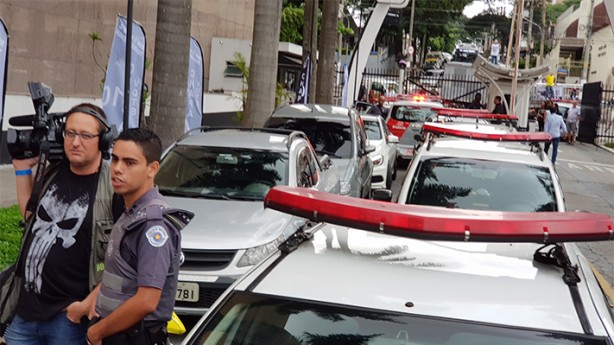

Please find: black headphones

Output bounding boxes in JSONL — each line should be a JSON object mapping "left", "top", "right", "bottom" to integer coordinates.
{"left": 63, "top": 106, "right": 117, "bottom": 160}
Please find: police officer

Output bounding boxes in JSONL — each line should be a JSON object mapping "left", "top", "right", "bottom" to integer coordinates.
{"left": 86, "top": 128, "right": 192, "bottom": 345}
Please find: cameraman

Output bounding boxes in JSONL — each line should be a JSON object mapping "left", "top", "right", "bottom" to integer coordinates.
{"left": 6, "top": 104, "right": 121, "bottom": 345}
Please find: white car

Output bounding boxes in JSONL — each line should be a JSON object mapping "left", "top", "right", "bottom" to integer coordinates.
{"left": 179, "top": 186, "right": 614, "bottom": 345}
{"left": 361, "top": 114, "right": 399, "bottom": 189}
{"left": 395, "top": 121, "right": 564, "bottom": 211}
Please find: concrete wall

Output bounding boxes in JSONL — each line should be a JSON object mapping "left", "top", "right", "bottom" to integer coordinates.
{"left": 0, "top": 0, "right": 255, "bottom": 98}
{"left": 589, "top": 27, "right": 614, "bottom": 85}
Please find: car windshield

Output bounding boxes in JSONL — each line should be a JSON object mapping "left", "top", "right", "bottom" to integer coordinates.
{"left": 155, "top": 145, "right": 288, "bottom": 200}
{"left": 193, "top": 292, "right": 606, "bottom": 345}
{"left": 266, "top": 118, "right": 353, "bottom": 159}
{"left": 363, "top": 120, "right": 382, "bottom": 140}
{"left": 391, "top": 106, "right": 438, "bottom": 123}
{"left": 406, "top": 157, "right": 557, "bottom": 211}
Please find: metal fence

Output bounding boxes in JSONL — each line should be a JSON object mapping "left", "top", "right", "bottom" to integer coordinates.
{"left": 598, "top": 85, "right": 614, "bottom": 143}
{"left": 333, "top": 68, "right": 489, "bottom": 108}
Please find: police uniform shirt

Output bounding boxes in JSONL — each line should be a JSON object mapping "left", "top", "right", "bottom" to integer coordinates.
{"left": 97, "top": 187, "right": 180, "bottom": 323}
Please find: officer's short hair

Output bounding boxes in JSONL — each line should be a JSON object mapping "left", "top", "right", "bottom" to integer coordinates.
{"left": 116, "top": 128, "right": 162, "bottom": 164}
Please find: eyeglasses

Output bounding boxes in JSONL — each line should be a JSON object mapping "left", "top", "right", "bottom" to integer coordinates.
{"left": 63, "top": 130, "right": 99, "bottom": 141}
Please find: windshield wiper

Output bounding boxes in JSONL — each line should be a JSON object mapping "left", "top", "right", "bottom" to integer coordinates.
{"left": 159, "top": 189, "right": 197, "bottom": 198}
{"left": 316, "top": 149, "right": 342, "bottom": 158}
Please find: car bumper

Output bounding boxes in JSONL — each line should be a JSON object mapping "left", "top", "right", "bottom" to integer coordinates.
{"left": 370, "top": 163, "right": 387, "bottom": 189}
{"left": 396, "top": 144, "right": 414, "bottom": 160}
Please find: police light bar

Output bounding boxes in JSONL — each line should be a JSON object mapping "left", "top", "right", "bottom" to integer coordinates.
{"left": 437, "top": 108, "right": 519, "bottom": 120}
{"left": 423, "top": 123, "right": 552, "bottom": 142}
{"left": 264, "top": 187, "right": 613, "bottom": 244}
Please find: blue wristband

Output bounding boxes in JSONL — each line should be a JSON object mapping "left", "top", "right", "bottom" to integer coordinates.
{"left": 15, "top": 169, "right": 32, "bottom": 176}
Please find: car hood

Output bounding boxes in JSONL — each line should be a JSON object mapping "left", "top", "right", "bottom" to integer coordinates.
{"left": 165, "top": 196, "right": 294, "bottom": 250}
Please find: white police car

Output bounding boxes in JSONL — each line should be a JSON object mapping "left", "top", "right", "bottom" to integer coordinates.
{"left": 178, "top": 186, "right": 614, "bottom": 345}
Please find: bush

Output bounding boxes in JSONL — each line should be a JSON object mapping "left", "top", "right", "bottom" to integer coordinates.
{"left": 0, "top": 206, "right": 23, "bottom": 270}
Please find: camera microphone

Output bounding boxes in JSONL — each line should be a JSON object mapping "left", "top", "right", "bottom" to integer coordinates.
{"left": 8, "top": 114, "right": 36, "bottom": 127}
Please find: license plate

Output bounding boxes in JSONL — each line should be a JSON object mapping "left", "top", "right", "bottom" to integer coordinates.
{"left": 176, "top": 282, "right": 199, "bottom": 302}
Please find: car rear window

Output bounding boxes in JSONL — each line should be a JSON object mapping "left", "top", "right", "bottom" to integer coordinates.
{"left": 194, "top": 291, "right": 607, "bottom": 345}
{"left": 156, "top": 145, "right": 288, "bottom": 200}
{"left": 265, "top": 117, "right": 353, "bottom": 159}
{"left": 390, "top": 106, "right": 438, "bottom": 123}
{"left": 406, "top": 157, "right": 558, "bottom": 211}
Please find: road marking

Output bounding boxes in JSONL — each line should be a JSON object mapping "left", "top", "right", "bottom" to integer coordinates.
{"left": 558, "top": 158, "right": 614, "bottom": 168}
{"left": 589, "top": 262, "right": 614, "bottom": 308}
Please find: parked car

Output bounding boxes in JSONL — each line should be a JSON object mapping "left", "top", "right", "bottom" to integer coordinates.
{"left": 361, "top": 114, "right": 399, "bottom": 189}
{"left": 395, "top": 122, "right": 563, "bottom": 212}
{"left": 178, "top": 186, "right": 614, "bottom": 345}
{"left": 265, "top": 104, "right": 374, "bottom": 198}
{"left": 419, "top": 69, "right": 445, "bottom": 89}
{"left": 386, "top": 99, "right": 444, "bottom": 161}
{"left": 155, "top": 128, "right": 340, "bottom": 315}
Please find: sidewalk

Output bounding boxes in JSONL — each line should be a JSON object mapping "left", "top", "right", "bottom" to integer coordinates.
{"left": 0, "top": 164, "right": 17, "bottom": 208}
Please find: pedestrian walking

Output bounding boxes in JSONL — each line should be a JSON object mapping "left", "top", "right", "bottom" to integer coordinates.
{"left": 544, "top": 105, "right": 567, "bottom": 164}
{"left": 490, "top": 39, "right": 501, "bottom": 65}
{"left": 566, "top": 101, "right": 580, "bottom": 144}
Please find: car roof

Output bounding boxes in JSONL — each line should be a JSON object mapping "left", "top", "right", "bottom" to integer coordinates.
{"left": 175, "top": 129, "right": 293, "bottom": 152}
{"left": 360, "top": 114, "right": 383, "bottom": 122}
{"left": 237, "top": 226, "right": 596, "bottom": 334}
{"left": 271, "top": 103, "right": 352, "bottom": 122}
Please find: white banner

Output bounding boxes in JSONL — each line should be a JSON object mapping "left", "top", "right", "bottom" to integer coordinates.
{"left": 0, "top": 18, "right": 8, "bottom": 129}
{"left": 102, "top": 15, "right": 146, "bottom": 130}
{"left": 185, "top": 37, "right": 204, "bottom": 132}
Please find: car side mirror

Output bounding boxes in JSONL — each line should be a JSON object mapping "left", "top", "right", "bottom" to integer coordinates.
{"left": 319, "top": 154, "right": 333, "bottom": 170}
{"left": 372, "top": 189, "right": 393, "bottom": 202}
{"left": 388, "top": 134, "right": 399, "bottom": 144}
{"left": 364, "top": 145, "right": 376, "bottom": 155}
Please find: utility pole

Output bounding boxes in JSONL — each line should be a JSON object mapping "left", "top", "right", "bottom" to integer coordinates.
{"left": 511, "top": 0, "right": 525, "bottom": 115}
{"left": 506, "top": 0, "right": 518, "bottom": 67}
{"left": 581, "top": 0, "right": 595, "bottom": 83}
{"left": 539, "top": 0, "right": 545, "bottom": 65}
{"left": 525, "top": 0, "right": 534, "bottom": 70}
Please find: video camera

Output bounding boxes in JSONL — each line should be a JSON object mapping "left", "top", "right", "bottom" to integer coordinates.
{"left": 6, "top": 82, "right": 65, "bottom": 161}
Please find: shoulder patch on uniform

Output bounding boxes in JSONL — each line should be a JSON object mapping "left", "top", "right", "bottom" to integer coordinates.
{"left": 145, "top": 225, "right": 169, "bottom": 248}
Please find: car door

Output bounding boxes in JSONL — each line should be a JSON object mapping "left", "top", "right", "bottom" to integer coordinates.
{"left": 354, "top": 113, "right": 373, "bottom": 197}
{"left": 379, "top": 117, "right": 396, "bottom": 171}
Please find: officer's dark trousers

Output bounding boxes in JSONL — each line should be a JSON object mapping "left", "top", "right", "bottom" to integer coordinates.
{"left": 94, "top": 319, "right": 168, "bottom": 345}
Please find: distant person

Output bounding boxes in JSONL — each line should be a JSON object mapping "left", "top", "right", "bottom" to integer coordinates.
{"left": 544, "top": 105, "right": 567, "bottom": 164}
{"left": 468, "top": 93, "right": 485, "bottom": 109}
{"left": 490, "top": 39, "right": 501, "bottom": 65}
{"left": 545, "top": 73, "right": 555, "bottom": 99}
{"left": 491, "top": 96, "right": 507, "bottom": 114}
{"left": 566, "top": 101, "right": 580, "bottom": 144}
{"left": 570, "top": 81, "right": 579, "bottom": 100}
{"left": 368, "top": 95, "right": 388, "bottom": 118}
{"left": 387, "top": 84, "right": 398, "bottom": 97}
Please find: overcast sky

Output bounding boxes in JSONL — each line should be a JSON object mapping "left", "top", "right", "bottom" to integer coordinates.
{"left": 463, "top": 0, "right": 514, "bottom": 18}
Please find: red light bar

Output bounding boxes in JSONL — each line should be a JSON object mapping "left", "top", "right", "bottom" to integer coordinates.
{"left": 437, "top": 108, "right": 519, "bottom": 120}
{"left": 264, "top": 186, "right": 613, "bottom": 244}
{"left": 422, "top": 123, "right": 552, "bottom": 142}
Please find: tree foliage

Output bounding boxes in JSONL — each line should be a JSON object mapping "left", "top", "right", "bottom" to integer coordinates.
{"left": 465, "top": 13, "right": 511, "bottom": 49}
{"left": 280, "top": 3, "right": 304, "bottom": 44}
{"left": 546, "top": 0, "right": 581, "bottom": 24}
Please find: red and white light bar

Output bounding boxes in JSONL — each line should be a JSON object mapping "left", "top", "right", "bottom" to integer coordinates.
{"left": 437, "top": 108, "right": 519, "bottom": 120}
{"left": 422, "top": 123, "right": 552, "bottom": 142}
{"left": 265, "top": 186, "right": 613, "bottom": 244}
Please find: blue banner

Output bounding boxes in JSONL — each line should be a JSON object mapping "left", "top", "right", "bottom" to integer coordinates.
{"left": 295, "top": 54, "right": 312, "bottom": 104}
{"left": 185, "top": 37, "right": 204, "bottom": 132}
{"left": 0, "top": 18, "right": 8, "bottom": 130}
{"left": 102, "top": 15, "right": 146, "bottom": 130}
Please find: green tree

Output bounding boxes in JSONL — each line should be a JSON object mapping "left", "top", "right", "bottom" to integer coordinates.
{"left": 149, "top": 0, "right": 193, "bottom": 148}
{"left": 465, "top": 12, "right": 512, "bottom": 49}
{"left": 546, "top": 0, "right": 581, "bottom": 23}
{"left": 281, "top": 3, "right": 304, "bottom": 44}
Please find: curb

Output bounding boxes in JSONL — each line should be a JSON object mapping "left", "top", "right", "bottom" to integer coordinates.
{"left": 596, "top": 144, "right": 614, "bottom": 155}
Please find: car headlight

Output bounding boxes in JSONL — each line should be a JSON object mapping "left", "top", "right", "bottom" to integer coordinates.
{"left": 371, "top": 154, "right": 384, "bottom": 166}
{"left": 237, "top": 234, "right": 285, "bottom": 267}
{"left": 340, "top": 181, "right": 351, "bottom": 195}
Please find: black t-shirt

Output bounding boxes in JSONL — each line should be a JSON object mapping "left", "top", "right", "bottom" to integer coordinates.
{"left": 17, "top": 164, "right": 99, "bottom": 321}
